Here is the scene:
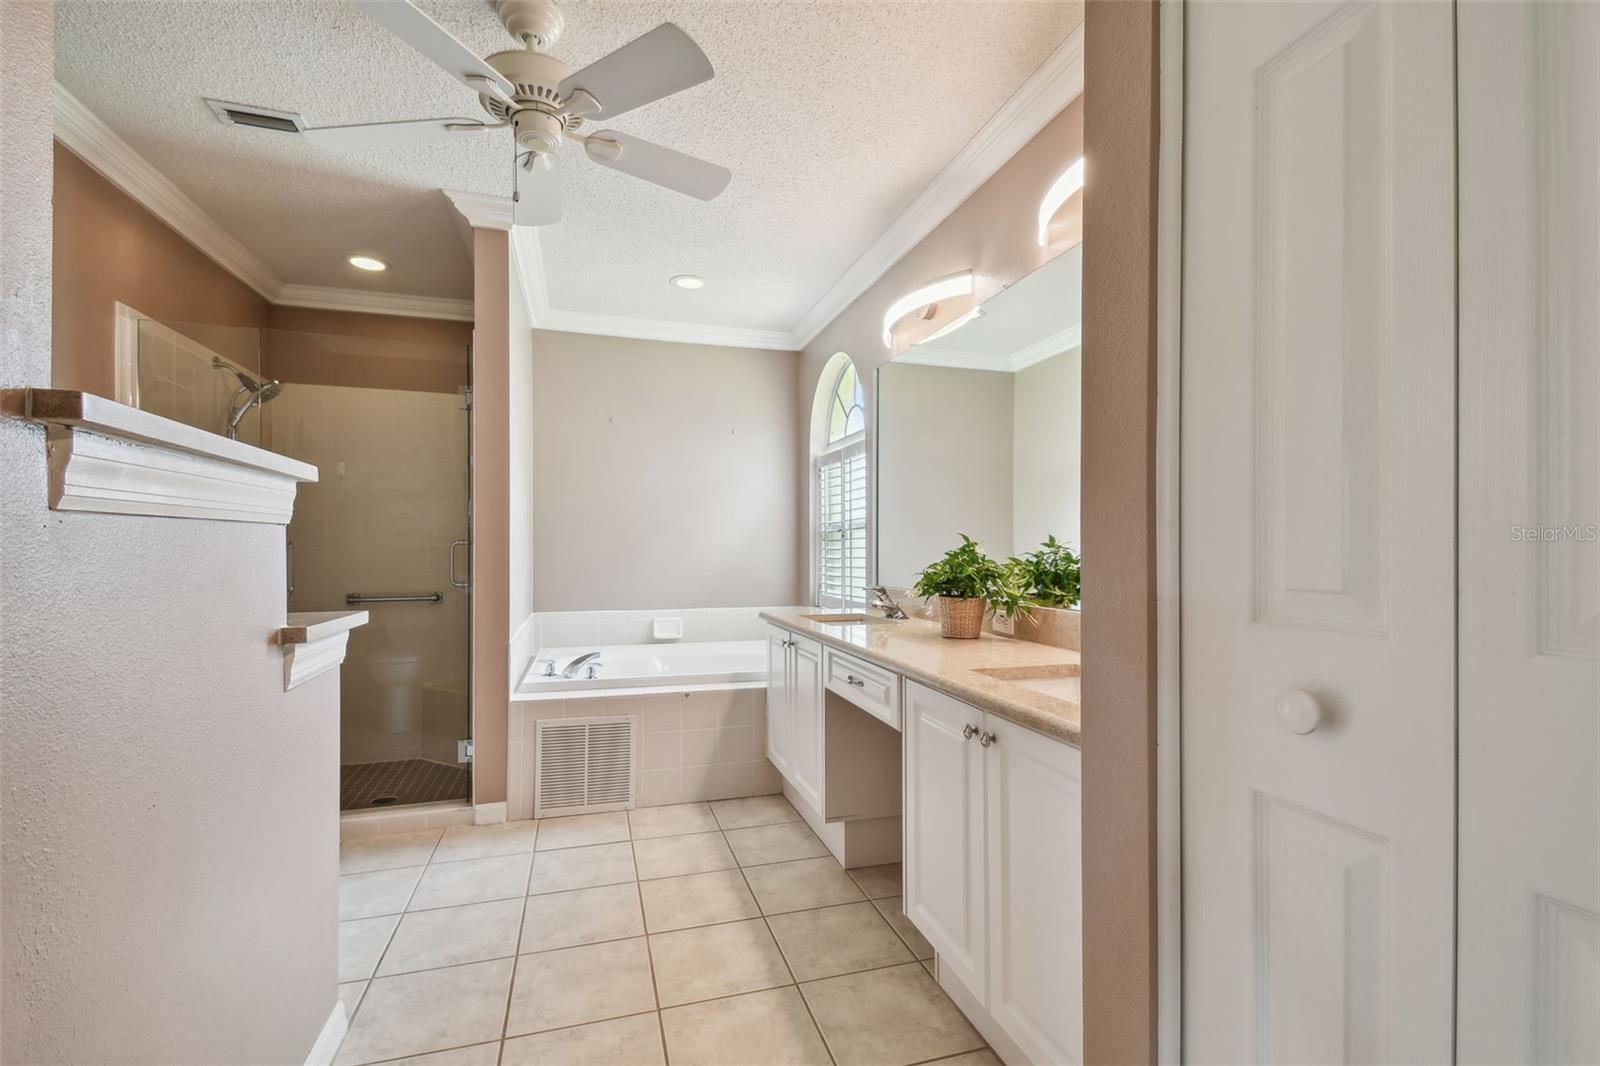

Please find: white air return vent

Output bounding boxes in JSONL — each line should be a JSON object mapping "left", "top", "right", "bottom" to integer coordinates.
{"left": 534, "top": 715, "right": 637, "bottom": 818}
{"left": 204, "top": 98, "right": 306, "bottom": 134}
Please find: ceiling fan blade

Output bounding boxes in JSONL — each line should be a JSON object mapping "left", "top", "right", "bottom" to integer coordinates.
{"left": 301, "top": 117, "right": 490, "bottom": 151}
{"left": 514, "top": 152, "right": 562, "bottom": 226}
{"left": 351, "top": 0, "right": 515, "bottom": 102}
{"left": 559, "top": 23, "right": 713, "bottom": 121}
{"left": 583, "top": 131, "right": 730, "bottom": 201}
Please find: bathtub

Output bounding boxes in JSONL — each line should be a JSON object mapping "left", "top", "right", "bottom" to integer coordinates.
{"left": 514, "top": 640, "right": 767, "bottom": 700}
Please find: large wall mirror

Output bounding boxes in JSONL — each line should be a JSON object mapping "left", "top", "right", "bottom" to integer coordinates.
{"left": 876, "top": 244, "right": 1082, "bottom": 596}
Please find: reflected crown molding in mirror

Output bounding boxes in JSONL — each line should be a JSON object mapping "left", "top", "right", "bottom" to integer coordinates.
{"left": 1038, "top": 157, "right": 1086, "bottom": 246}
{"left": 882, "top": 271, "right": 976, "bottom": 349}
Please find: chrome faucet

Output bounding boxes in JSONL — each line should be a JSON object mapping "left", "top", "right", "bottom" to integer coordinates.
{"left": 867, "top": 586, "right": 908, "bottom": 620}
{"left": 561, "top": 651, "right": 603, "bottom": 679}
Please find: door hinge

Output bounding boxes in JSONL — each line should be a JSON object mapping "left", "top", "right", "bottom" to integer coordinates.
{"left": 458, "top": 738, "right": 474, "bottom": 763}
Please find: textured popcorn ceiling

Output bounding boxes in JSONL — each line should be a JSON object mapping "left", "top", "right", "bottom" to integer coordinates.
{"left": 54, "top": 0, "right": 1082, "bottom": 327}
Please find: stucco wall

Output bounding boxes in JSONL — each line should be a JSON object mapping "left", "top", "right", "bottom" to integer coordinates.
{"left": 1, "top": 8, "right": 339, "bottom": 1061}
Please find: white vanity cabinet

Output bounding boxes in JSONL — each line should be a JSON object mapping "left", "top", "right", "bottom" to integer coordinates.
{"left": 765, "top": 625, "right": 823, "bottom": 811}
{"left": 904, "top": 679, "right": 1083, "bottom": 1066}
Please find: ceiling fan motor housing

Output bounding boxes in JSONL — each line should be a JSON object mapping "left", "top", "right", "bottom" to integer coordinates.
{"left": 481, "top": 48, "right": 582, "bottom": 154}
{"left": 492, "top": 0, "right": 565, "bottom": 49}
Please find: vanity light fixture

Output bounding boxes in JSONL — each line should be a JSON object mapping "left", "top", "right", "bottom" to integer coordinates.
{"left": 670, "top": 274, "right": 706, "bottom": 290}
{"left": 882, "top": 271, "right": 975, "bottom": 348}
{"left": 348, "top": 255, "right": 388, "bottom": 272}
{"left": 920, "top": 305, "right": 984, "bottom": 344}
{"left": 1037, "top": 156, "right": 1086, "bottom": 246}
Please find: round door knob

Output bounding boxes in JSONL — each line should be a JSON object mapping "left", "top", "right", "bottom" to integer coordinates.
{"left": 1275, "top": 688, "right": 1322, "bottom": 735}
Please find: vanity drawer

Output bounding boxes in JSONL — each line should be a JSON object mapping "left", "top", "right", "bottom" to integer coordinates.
{"left": 824, "top": 649, "right": 900, "bottom": 730}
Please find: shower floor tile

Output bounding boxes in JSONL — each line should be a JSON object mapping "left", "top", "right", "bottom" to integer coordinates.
{"left": 341, "top": 758, "right": 469, "bottom": 811}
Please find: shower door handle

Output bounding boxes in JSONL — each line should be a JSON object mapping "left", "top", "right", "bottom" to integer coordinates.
{"left": 286, "top": 538, "right": 294, "bottom": 598}
{"left": 449, "top": 539, "right": 470, "bottom": 589}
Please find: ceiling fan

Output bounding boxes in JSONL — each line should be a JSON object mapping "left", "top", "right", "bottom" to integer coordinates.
{"left": 296, "top": 0, "right": 731, "bottom": 226}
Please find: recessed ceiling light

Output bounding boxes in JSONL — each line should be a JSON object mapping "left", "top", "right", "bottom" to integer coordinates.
{"left": 670, "top": 274, "right": 706, "bottom": 290}
{"left": 348, "top": 255, "right": 387, "bottom": 272}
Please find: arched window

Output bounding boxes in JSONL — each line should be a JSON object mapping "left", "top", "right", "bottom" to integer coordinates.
{"left": 812, "top": 354, "right": 868, "bottom": 610}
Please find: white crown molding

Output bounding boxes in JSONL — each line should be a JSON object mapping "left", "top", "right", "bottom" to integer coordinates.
{"left": 787, "top": 25, "right": 1085, "bottom": 350}
{"left": 52, "top": 81, "right": 285, "bottom": 301}
{"left": 535, "top": 310, "right": 797, "bottom": 352}
{"left": 443, "top": 188, "right": 515, "bottom": 230}
{"left": 1009, "top": 323, "right": 1082, "bottom": 371}
{"left": 510, "top": 226, "right": 551, "bottom": 323}
{"left": 897, "top": 323, "right": 1082, "bottom": 373}
{"left": 274, "top": 284, "right": 475, "bottom": 322}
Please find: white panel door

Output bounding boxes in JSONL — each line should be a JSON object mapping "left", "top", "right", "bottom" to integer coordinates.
{"left": 903, "top": 679, "right": 987, "bottom": 1001}
{"left": 1182, "top": 2, "right": 1457, "bottom": 1061}
{"left": 984, "top": 714, "right": 1082, "bottom": 1066}
{"left": 788, "top": 636, "right": 824, "bottom": 813}
{"left": 765, "top": 627, "right": 791, "bottom": 776}
{"left": 1457, "top": 3, "right": 1600, "bottom": 1062}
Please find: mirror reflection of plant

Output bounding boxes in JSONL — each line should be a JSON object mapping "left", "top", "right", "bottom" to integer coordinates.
{"left": 1014, "top": 535, "right": 1081, "bottom": 608}
{"left": 914, "top": 534, "right": 1035, "bottom": 620}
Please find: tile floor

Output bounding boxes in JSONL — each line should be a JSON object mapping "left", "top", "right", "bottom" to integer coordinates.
{"left": 335, "top": 794, "right": 1001, "bottom": 1066}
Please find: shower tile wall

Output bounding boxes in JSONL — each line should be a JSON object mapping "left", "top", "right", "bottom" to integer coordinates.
{"left": 271, "top": 384, "right": 470, "bottom": 771}
{"left": 135, "top": 318, "right": 266, "bottom": 445}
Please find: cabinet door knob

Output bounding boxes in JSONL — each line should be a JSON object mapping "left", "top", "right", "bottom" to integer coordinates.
{"left": 978, "top": 730, "right": 997, "bottom": 748}
{"left": 962, "top": 723, "right": 979, "bottom": 741}
{"left": 1275, "top": 688, "right": 1322, "bottom": 735}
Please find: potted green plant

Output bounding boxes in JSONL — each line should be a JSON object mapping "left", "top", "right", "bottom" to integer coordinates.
{"left": 914, "top": 535, "right": 1032, "bottom": 638}
{"left": 1015, "top": 535, "right": 1081, "bottom": 608}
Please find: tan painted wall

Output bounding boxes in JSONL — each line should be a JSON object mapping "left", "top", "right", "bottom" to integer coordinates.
{"left": 1081, "top": 1, "right": 1160, "bottom": 1060}
{"left": 2, "top": 9, "right": 338, "bottom": 1062}
{"left": 262, "top": 306, "right": 471, "bottom": 394}
{"left": 529, "top": 330, "right": 803, "bottom": 611}
{"left": 1013, "top": 347, "right": 1083, "bottom": 551}
{"left": 51, "top": 142, "right": 270, "bottom": 391}
{"left": 470, "top": 228, "right": 511, "bottom": 806}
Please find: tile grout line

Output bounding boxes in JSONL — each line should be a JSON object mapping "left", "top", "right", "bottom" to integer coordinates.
{"left": 495, "top": 817, "right": 539, "bottom": 1066}
{"left": 626, "top": 815, "right": 672, "bottom": 1066}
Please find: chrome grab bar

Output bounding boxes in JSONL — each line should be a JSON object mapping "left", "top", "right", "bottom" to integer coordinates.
{"left": 345, "top": 592, "right": 443, "bottom": 605}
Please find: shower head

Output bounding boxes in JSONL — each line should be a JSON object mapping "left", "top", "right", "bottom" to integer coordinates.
{"left": 256, "top": 380, "right": 284, "bottom": 403}
{"left": 211, "top": 355, "right": 266, "bottom": 393}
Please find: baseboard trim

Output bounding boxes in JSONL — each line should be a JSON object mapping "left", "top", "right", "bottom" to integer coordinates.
{"left": 305, "top": 1000, "right": 347, "bottom": 1066}
{"left": 474, "top": 801, "right": 508, "bottom": 825}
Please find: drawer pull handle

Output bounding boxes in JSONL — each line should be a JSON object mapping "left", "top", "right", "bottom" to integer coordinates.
{"left": 962, "top": 724, "right": 978, "bottom": 741}
{"left": 845, "top": 674, "right": 865, "bottom": 687}
{"left": 978, "top": 731, "right": 997, "bottom": 748}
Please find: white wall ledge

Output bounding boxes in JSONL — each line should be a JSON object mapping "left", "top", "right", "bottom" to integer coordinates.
{"left": 3, "top": 389, "right": 317, "bottom": 524}
{"left": 278, "top": 610, "right": 368, "bottom": 691}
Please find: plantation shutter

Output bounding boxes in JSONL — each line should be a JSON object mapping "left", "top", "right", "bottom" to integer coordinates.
{"left": 816, "top": 439, "right": 867, "bottom": 610}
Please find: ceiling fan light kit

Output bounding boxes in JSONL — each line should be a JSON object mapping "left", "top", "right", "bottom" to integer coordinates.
{"left": 242, "top": 0, "right": 731, "bottom": 228}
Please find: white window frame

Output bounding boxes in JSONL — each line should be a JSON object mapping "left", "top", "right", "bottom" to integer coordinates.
{"left": 815, "top": 433, "right": 867, "bottom": 610}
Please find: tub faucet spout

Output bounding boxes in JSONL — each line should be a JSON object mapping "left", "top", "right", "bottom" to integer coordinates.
{"left": 561, "top": 651, "right": 602, "bottom": 679}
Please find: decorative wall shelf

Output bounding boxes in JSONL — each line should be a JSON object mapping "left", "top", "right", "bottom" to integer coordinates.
{"left": 278, "top": 610, "right": 369, "bottom": 691}
{"left": 3, "top": 389, "right": 317, "bottom": 524}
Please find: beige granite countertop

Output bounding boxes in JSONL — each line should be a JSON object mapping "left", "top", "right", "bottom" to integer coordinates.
{"left": 760, "top": 607, "right": 1081, "bottom": 746}
{"left": 278, "top": 610, "right": 369, "bottom": 645}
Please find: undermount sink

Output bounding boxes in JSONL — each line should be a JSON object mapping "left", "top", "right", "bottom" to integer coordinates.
{"left": 801, "top": 612, "right": 901, "bottom": 626}
{"left": 973, "top": 664, "right": 1082, "bottom": 702}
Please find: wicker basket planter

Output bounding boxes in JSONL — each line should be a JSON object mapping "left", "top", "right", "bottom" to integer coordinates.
{"left": 938, "top": 595, "right": 986, "bottom": 639}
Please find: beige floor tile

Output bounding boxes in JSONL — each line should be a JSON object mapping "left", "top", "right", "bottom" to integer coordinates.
{"left": 340, "top": 830, "right": 442, "bottom": 874}
{"left": 660, "top": 987, "right": 831, "bottom": 1066}
{"left": 767, "top": 901, "right": 913, "bottom": 981}
{"left": 409, "top": 854, "right": 532, "bottom": 911}
{"left": 333, "top": 958, "right": 513, "bottom": 1065}
{"left": 633, "top": 831, "right": 737, "bottom": 880}
{"left": 648, "top": 918, "right": 793, "bottom": 1007}
{"left": 527, "top": 841, "right": 636, "bottom": 895}
{"left": 377, "top": 899, "right": 523, "bottom": 976}
{"left": 709, "top": 794, "right": 800, "bottom": 830}
{"left": 800, "top": 962, "right": 983, "bottom": 1066}
{"left": 927, "top": 1051, "right": 1003, "bottom": 1066}
{"left": 923, "top": 958, "right": 936, "bottom": 978}
{"left": 743, "top": 857, "right": 865, "bottom": 915}
{"left": 382, "top": 1044, "right": 502, "bottom": 1066}
{"left": 535, "top": 811, "right": 630, "bottom": 850}
{"left": 341, "top": 866, "right": 423, "bottom": 921}
{"left": 638, "top": 869, "right": 760, "bottom": 933}
{"left": 432, "top": 821, "right": 541, "bottom": 863}
{"left": 725, "top": 822, "right": 829, "bottom": 866}
{"left": 520, "top": 882, "right": 644, "bottom": 953}
{"left": 846, "top": 862, "right": 903, "bottom": 900}
{"left": 338, "top": 980, "right": 367, "bottom": 1021}
{"left": 502, "top": 1012, "right": 665, "bottom": 1066}
{"left": 340, "top": 914, "right": 400, "bottom": 982}
{"left": 874, "top": 897, "right": 935, "bottom": 960}
{"left": 628, "top": 802, "right": 720, "bottom": 839}
{"left": 506, "top": 937, "right": 657, "bottom": 1036}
